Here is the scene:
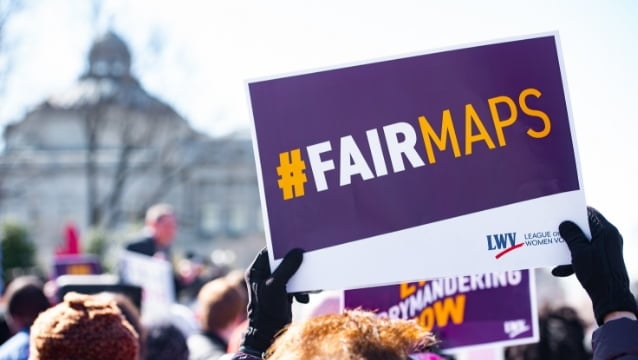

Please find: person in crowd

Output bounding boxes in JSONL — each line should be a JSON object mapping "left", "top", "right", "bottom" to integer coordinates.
{"left": 125, "top": 203, "right": 177, "bottom": 260}
{"left": 29, "top": 291, "right": 138, "bottom": 360}
{"left": 177, "top": 252, "right": 209, "bottom": 303}
{"left": 504, "top": 306, "right": 592, "bottom": 360}
{"left": 0, "top": 313, "right": 11, "bottom": 346}
{"left": 227, "top": 207, "right": 638, "bottom": 359}
{"left": 223, "top": 269, "right": 250, "bottom": 354}
{"left": 187, "top": 277, "right": 245, "bottom": 360}
{"left": 224, "top": 269, "right": 249, "bottom": 322}
{"left": 233, "top": 249, "right": 440, "bottom": 360}
{"left": 0, "top": 276, "right": 50, "bottom": 360}
{"left": 145, "top": 321, "right": 189, "bottom": 360}
{"left": 268, "top": 308, "right": 436, "bottom": 359}
{"left": 551, "top": 207, "right": 638, "bottom": 358}
{"left": 124, "top": 203, "right": 184, "bottom": 297}
{"left": 95, "top": 292, "right": 147, "bottom": 360}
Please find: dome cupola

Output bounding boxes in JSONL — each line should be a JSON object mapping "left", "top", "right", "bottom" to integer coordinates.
{"left": 88, "top": 31, "right": 131, "bottom": 78}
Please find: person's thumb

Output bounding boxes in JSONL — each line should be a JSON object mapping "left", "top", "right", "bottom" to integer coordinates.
{"left": 559, "top": 220, "right": 590, "bottom": 253}
{"left": 270, "top": 248, "right": 304, "bottom": 287}
{"left": 293, "top": 293, "right": 310, "bottom": 303}
{"left": 551, "top": 264, "right": 574, "bottom": 277}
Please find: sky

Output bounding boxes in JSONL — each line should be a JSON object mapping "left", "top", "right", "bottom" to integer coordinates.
{"left": 1, "top": 1, "right": 637, "bottom": 279}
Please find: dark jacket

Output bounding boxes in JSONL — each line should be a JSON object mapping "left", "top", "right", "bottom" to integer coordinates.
{"left": 124, "top": 235, "right": 182, "bottom": 297}
{"left": 592, "top": 318, "right": 638, "bottom": 359}
{"left": 126, "top": 236, "right": 164, "bottom": 257}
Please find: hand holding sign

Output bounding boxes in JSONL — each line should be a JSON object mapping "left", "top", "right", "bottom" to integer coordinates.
{"left": 248, "top": 34, "right": 588, "bottom": 292}
{"left": 241, "top": 248, "right": 309, "bottom": 356}
{"left": 553, "top": 207, "right": 638, "bottom": 325}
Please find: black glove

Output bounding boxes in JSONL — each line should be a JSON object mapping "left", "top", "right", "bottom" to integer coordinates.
{"left": 552, "top": 207, "right": 638, "bottom": 325}
{"left": 241, "top": 248, "right": 309, "bottom": 356}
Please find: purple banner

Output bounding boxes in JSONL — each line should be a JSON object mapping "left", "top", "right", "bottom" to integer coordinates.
{"left": 343, "top": 270, "right": 537, "bottom": 350}
{"left": 53, "top": 255, "right": 102, "bottom": 278}
{"left": 249, "top": 35, "right": 578, "bottom": 259}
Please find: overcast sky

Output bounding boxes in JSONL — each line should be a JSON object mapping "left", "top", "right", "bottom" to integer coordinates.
{"left": 1, "top": 0, "right": 637, "bottom": 278}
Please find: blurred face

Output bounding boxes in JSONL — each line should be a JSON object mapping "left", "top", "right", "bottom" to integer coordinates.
{"left": 151, "top": 214, "right": 177, "bottom": 247}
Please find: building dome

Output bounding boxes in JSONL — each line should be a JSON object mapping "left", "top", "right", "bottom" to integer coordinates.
{"left": 88, "top": 31, "right": 131, "bottom": 78}
{"left": 45, "top": 30, "right": 183, "bottom": 117}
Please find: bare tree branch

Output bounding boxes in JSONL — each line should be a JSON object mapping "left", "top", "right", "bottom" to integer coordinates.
{"left": 0, "top": 0, "right": 24, "bottom": 91}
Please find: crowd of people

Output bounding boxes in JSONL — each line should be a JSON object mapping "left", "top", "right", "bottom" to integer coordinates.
{"left": 0, "top": 205, "right": 636, "bottom": 359}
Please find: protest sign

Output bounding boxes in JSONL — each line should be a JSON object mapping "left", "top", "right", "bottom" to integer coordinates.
{"left": 247, "top": 33, "right": 587, "bottom": 292}
{"left": 343, "top": 269, "right": 538, "bottom": 352}
{"left": 55, "top": 274, "right": 143, "bottom": 310}
{"left": 118, "top": 250, "right": 175, "bottom": 319}
{"left": 52, "top": 254, "right": 102, "bottom": 278}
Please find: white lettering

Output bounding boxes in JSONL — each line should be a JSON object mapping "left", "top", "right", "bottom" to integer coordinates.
{"left": 306, "top": 141, "right": 334, "bottom": 192}
{"left": 458, "top": 276, "right": 470, "bottom": 293}
{"left": 508, "top": 270, "right": 522, "bottom": 285}
{"left": 383, "top": 122, "right": 425, "bottom": 172}
{"left": 398, "top": 298, "right": 410, "bottom": 319}
{"left": 366, "top": 128, "right": 388, "bottom": 177}
{"left": 339, "top": 135, "right": 374, "bottom": 186}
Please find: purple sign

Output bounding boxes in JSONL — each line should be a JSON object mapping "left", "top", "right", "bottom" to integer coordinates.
{"left": 249, "top": 34, "right": 579, "bottom": 260}
{"left": 343, "top": 270, "right": 538, "bottom": 351}
{"left": 53, "top": 255, "right": 102, "bottom": 278}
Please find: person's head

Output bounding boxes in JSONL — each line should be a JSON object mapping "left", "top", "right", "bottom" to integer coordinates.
{"left": 95, "top": 292, "right": 146, "bottom": 360}
{"left": 196, "top": 277, "right": 243, "bottom": 339}
{"left": 503, "top": 306, "right": 590, "bottom": 360}
{"left": 144, "top": 321, "right": 188, "bottom": 360}
{"left": 266, "top": 309, "right": 436, "bottom": 360}
{"left": 29, "top": 292, "right": 139, "bottom": 360}
{"left": 222, "top": 269, "right": 250, "bottom": 353}
{"left": 3, "top": 275, "right": 50, "bottom": 332}
{"left": 224, "top": 269, "right": 249, "bottom": 321}
{"left": 145, "top": 203, "right": 177, "bottom": 247}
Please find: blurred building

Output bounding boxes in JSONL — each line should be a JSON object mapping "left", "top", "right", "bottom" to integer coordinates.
{"left": 0, "top": 32, "right": 264, "bottom": 268}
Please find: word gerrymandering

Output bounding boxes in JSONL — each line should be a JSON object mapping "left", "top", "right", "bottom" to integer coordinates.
{"left": 377, "top": 271, "right": 522, "bottom": 331}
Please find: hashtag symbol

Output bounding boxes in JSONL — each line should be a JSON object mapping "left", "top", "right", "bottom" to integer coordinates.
{"left": 277, "top": 149, "right": 307, "bottom": 200}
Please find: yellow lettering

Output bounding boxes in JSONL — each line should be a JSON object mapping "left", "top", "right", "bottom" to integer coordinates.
{"left": 465, "top": 104, "right": 496, "bottom": 155}
{"left": 519, "top": 88, "right": 551, "bottom": 138}
{"left": 68, "top": 264, "right": 91, "bottom": 275}
{"left": 400, "top": 282, "right": 416, "bottom": 299}
{"left": 433, "top": 294, "right": 466, "bottom": 327}
{"left": 419, "top": 307, "right": 434, "bottom": 331}
{"left": 418, "top": 111, "right": 461, "bottom": 164}
{"left": 488, "top": 95, "right": 518, "bottom": 147}
{"left": 417, "top": 294, "right": 466, "bottom": 331}
{"left": 400, "top": 280, "right": 427, "bottom": 299}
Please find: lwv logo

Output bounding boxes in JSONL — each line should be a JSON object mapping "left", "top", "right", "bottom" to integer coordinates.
{"left": 487, "top": 232, "right": 524, "bottom": 259}
{"left": 487, "top": 232, "right": 516, "bottom": 250}
{"left": 504, "top": 319, "right": 530, "bottom": 338}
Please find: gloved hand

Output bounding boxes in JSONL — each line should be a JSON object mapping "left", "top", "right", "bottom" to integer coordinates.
{"left": 552, "top": 207, "right": 638, "bottom": 325}
{"left": 241, "top": 248, "right": 309, "bottom": 356}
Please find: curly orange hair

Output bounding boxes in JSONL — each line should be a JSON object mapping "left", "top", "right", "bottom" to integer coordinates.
{"left": 266, "top": 309, "right": 436, "bottom": 360}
